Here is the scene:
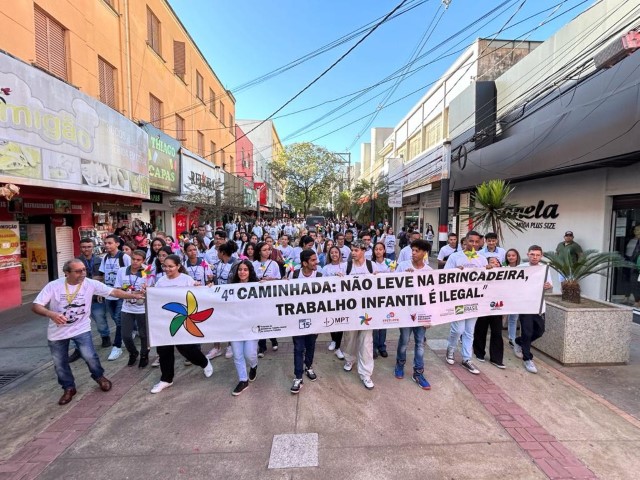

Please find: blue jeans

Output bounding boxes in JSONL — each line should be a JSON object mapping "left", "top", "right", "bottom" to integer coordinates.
{"left": 293, "top": 334, "right": 317, "bottom": 379}
{"left": 447, "top": 318, "right": 477, "bottom": 362}
{"left": 396, "top": 326, "right": 426, "bottom": 371}
{"left": 373, "top": 329, "right": 387, "bottom": 353}
{"left": 507, "top": 314, "right": 519, "bottom": 342}
{"left": 49, "top": 330, "right": 105, "bottom": 390}
{"left": 231, "top": 340, "right": 258, "bottom": 382}
{"left": 90, "top": 300, "right": 110, "bottom": 338}
{"left": 105, "top": 298, "right": 123, "bottom": 347}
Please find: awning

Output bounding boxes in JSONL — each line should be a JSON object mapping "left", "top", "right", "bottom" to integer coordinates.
{"left": 259, "top": 206, "right": 270, "bottom": 212}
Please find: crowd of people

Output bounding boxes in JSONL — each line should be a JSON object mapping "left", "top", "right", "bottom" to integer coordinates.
{"left": 32, "top": 217, "right": 552, "bottom": 406}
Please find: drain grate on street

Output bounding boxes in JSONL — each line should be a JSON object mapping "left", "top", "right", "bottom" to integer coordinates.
{"left": 0, "top": 373, "right": 24, "bottom": 389}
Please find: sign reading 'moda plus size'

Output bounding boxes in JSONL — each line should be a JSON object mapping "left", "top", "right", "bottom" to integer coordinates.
{"left": 146, "top": 267, "right": 547, "bottom": 347}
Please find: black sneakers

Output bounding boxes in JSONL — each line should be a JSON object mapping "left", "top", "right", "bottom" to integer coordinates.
{"left": 101, "top": 336, "right": 112, "bottom": 348}
{"left": 305, "top": 366, "right": 317, "bottom": 382}
{"left": 232, "top": 381, "right": 249, "bottom": 396}
{"left": 249, "top": 366, "right": 257, "bottom": 382}
{"left": 127, "top": 352, "right": 139, "bottom": 367}
{"left": 290, "top": 378, "right": 303, "bottom": 394}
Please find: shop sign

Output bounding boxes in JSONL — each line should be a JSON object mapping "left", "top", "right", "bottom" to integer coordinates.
{"left": 0, "top": 221, "right": 20, "bottom": 269}
{"left": 54, "top": 199, "right": 71, "bottom": 213}
{"left": 147, "top": 191, "right": 163, "bottom": 204}
{"left": 510, "top": 200, "right": 559, "bottom": 230}
{"left": 0, "top": 199, "right": 91, "bottom": 215}
{"left": 141, "top": 123, "right": 180, "bottom": 193}
{"left": 93, "top": 202, "right": 142, "bottom": 213}
{"left": 0, "top": 52, "right": 149, "bottom": 199}
{"left": 179, "top": 149, "right": 224, "bottom": 200}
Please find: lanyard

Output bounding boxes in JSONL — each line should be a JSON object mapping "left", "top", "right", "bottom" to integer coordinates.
{"left": 65, "top": 280, "right": 83, "bottom": 304}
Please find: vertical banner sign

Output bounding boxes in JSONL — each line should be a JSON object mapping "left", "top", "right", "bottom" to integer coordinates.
{"left": 147, "top": 267, "right": 547, "bottom": 347}
{"left": 0, "top": 222, "right": 20, "bottom": 269}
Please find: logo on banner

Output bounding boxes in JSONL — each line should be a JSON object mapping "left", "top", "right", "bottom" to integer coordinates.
{"left": 490, "top": 300, "right": 504, "bottom": 310}
{"left": 251, "top": 324, "right": 287, "bottom": 334}
{"left": 455, "top": 304, "right": 478, "bottom": 315}
{"left": 162, "top": 291, "right": 213, "bottom": 338}
{"left": 359, "top": 313, "right": 372, "bottom": 325}
{"left": 410, "top": 313, "right": 432, "bottom": 324}
{"left": 299, "top": 318, "right": 311, "bottom": 329}
{"left": 323, "top": 317, "right": 350, "bottom": 327}
{"left": 383, "top": 312, "right": 399, "bottom": 324}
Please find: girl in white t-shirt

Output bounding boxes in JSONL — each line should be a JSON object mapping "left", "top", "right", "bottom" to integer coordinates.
{"left": 253, "top": 241, "right": 281, "bottom": 356}
{"left": 150, "top": 254, "right": 213, "bottom": 394}
{"left": 321, "top": 245, "right": 347, "bottom": 359}
{"left": 382, "top": 227, "right": 397, "bottom": 260}
{"left": 372, "top": 242, "right": 392, "bottom": 274}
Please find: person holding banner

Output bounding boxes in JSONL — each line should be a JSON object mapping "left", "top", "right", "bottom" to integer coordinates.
{"left": 229, "top": 259, "right": 260, "bottom": 396}
{"left": 150, "top": 255, "right": 214, "bottom": 394}
{"left": 504, "top": 248, "right": 522, "bottom": 346}
{"left": 254, "top": 241, "right": 282, "bottom": 357}
{"left": 472, "top": 255, "right": 505, "bottom": 369}
{"left": 342, "top": 240, "right": 376, "bottom": 390}
{"left": 513, "top": 245, "right": 553, "bottom": 374}
{"left": 372, "top": 242, "right": 391, "bottom": 359}
{"left": 394, "top": 239, "right": 433, "bottom": 389}
{"left": 437, "top": 233, "right": 460, "bottom": 269}
{"left": 445, "top": 231, "right": 488, "bottom": 375}
{"left": 322, "top": 246, "right": 347, "bottom": 360}
{"left": 183, "top": 242, "right": 213, "bottom": 286}
{"left": 290, "top": 250, "right": 323, "bottom": 394}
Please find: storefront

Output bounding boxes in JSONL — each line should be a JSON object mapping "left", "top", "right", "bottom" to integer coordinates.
{"left": 139, "top": 123, "right": 181, "bottom": 236}
{"left": 0, "top": 52, "right": 148, "bottom": 310}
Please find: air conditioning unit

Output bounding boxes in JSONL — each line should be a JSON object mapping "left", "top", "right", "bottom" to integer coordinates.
{"left": 594, "top": 31, "right": 640, "bottom": 69}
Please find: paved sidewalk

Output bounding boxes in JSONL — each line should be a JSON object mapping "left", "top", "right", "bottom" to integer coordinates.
{"left": 0, "top": 302, "right": 639, "bottom": 480}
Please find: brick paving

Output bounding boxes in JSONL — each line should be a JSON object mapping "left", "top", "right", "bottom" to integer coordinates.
{"left": 444, "top": 357, "right": 599, "bottom": 480}
{"left": 0, "top": 366, "right": 144, "bottom": 480}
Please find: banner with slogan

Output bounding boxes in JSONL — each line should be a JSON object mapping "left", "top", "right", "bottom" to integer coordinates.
{"left": 146, "top": 267, "right": 548, "bottom": 347}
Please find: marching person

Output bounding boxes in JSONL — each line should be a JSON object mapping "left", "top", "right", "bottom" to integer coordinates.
{"left": 473, "top": 255, "right": 506, "bottom": 369}
{"left": 32, "top": 259, "right": 143, "bottom": 405}
{"left": 254, "top": 241, "right": 282, "bottom": 357}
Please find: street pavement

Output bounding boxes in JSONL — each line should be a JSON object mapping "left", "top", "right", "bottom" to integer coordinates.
{"left": 0, "top": 300, "right": 639, "bottom": 479}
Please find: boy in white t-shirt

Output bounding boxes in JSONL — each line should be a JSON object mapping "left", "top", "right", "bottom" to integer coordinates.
{"left": 33, "top": 259, "right": 143, "bottom": 406}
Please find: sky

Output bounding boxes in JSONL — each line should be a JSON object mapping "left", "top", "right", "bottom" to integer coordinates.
{"left": 169, "top": 0, "right": 597, "bottom": 164}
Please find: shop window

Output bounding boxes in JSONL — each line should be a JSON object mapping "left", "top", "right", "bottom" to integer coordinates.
{"left": 98, "top": 56, "right": 117, "bottom": 110}
{"left": 149, "top": 94, "right": 163, "bottom": 129}
{"left": 196, "top": 70, "right": 204, "bottom": 101}
{"left": 147, "top": 7, "right": 161, "bottom": 55}
{"left": 610, "top": 198, "right": 640, "bottom": 305}
{"left": 173, "top": 40, "right": 185, "bottom": 79}
{"left": 34, "top": 6, "right": 68, "bottom": 81}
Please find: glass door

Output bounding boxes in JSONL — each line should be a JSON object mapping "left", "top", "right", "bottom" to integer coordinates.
{"left": 609, "top": 195, "right": 640, "bottom": 307}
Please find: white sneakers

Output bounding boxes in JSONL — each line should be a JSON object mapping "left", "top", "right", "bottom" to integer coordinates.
{"left": 206, "top": 347, "right": 222, "bottom": 360}
{"left": 203, "top": 360, "right": 213, "bottom": 378}
{"left": 328, "top": 341, "right": 336, "bottom": 351}
{"left": 225, "top": 345, "right": 233, "bottom": 359}
{"left": 360, "top": 375, "right": 374, "bottom": 390}
{"left": 150, "top": 381, "right": 173, "bottom": 394}
{"left": 335, "top": 348, "right": 345, "bottom": 360}
{"left": 151, "top": 357, "right": 160, "bottom": 367}
{"left": 343, "top": 361, "right": 353, "bottom": 372}
{"left": 524, "top": 360, "right": 538, "bottom": 374}
{"left": 513, "top": 343, "right": 523, "bottom": 359}
{"left": 107, "top": 346, "right": 122, "bottom": 361}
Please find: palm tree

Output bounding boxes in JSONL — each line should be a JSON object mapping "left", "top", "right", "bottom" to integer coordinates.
{"left": 459, "top": 179, "right": 525, "bottom": 245}
{"left": 334, "top": 191, "right": 352, "bottom": 219}
{"left": 543, "top": 249, "right": 635, "bottom": 304}
{"left": 351, "top": 177, "right": 389, "bottom": 224}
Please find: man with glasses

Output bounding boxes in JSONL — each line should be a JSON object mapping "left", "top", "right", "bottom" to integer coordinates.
{"left": 32, "top": 259, "right": 143, "bottom": 405}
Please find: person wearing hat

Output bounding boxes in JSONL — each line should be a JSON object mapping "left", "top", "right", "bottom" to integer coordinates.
{"left": 555, "top": 231, "right": 583, "bottom": 282}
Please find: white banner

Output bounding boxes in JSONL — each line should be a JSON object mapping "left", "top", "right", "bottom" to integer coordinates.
{"left": 147, "top": 267, "right": 547, "bottom": 347}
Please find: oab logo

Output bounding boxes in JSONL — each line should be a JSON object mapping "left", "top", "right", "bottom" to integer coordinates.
{"left": 490, "top": 300, "right": 504, "bottom": 310}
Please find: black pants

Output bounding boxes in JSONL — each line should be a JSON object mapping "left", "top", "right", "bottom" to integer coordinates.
{"left": 473, "top": 315, "right": 504, "bottom": 363}
{"left": 293, "top": 334, "right": 317, "bottom": 379}
{"left": 121, "top": 312, "right": 147, "bottom": 357}
{"left": 157, "top": 344, "right": 208, "bottom": 383}
{"left": 331, "top": 331, "right": 343, "bottom": 348}
{"left": 258, "top": 338, "right": 278, "bottom": 352}
{"left": 516, "top": 314, "right": 546, "bottom": 361}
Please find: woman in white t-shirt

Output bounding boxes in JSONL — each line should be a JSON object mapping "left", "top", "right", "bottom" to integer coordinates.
{"left": 115, "top": 249, "right": 154, "bottom": 368}
{"left": 253, "top": 241, "right": 282, "bottom": 356}
{"left": 150, "top": 254, "right": 213, "bottom": 394}
{"left": 372, "top": 242, "right": 392, "bottom": 274}
{"left": 382, "top": 226, "right": 397, "bottom": 260}
{"left": 321, "top": 245, "right": 347, "bottom": 359}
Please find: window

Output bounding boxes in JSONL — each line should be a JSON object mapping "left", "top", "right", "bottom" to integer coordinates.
{"left": 229, "top": 114, "right": 234, "bottom": 135}
{"left": 146, "top": 8, "right": 161, "bottom": 55}
{"left": 175, "top": 114, "right": 185, "bottom": 146}
{"left": 220, "top": 149, "right": 225, "bottom": 166}
{"left": 408, "top": 132, "right": 422, "bottom": 160}
{"left": 209, "top": 88, "right": 216, "bottom": 115}
{"left": 196, "top": 70, "right": 203, "bottom": 101}
{"left": 229, "top": 156, "right": 233, "bottom": 171}
{"left": 210, "top": 141, "right": 216, "bottom": 164}
{"left": 219, "top": 101, "right": 225, "bottom": 126}
{"left": 34, "top": 7, "right": 68, "bottom": 80}
{"left": 98, "top": 57, "right": 117, "bottom": 109}
{"left": 197, "top": 131, "right": 204, "bottom": 156}
{"left": 149, "top": 94, "right": 163, "bottom": 129}
{"left": 241, "top": 149, "right": 246, "bottom": 168}
{"left": 424, "top": 114, "right": 443, "bottom": 151}
{"left": 173, "top": 40, "right": 185, "bottom": 79}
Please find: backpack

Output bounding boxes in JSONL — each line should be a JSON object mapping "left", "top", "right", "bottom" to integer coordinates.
{"left": 293, "top": 269, "right": 323, "bottom": 279}
{"left": 346, "top": 259, "right": 373, "bottom": 275}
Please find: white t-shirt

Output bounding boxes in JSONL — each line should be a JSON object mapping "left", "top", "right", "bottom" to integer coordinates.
{"left": 397, "top": 245, "right": 412, "bottom": 264}
{"left": 444, "top": 251, "right": 488, "bottom": 269}
{"left": 204, "top": 247, "right": 219, "bottom": 267}
{"left": 384, "top": 235, "right": 397, "bottom": 254}
{"left": 99, "top": 252, "right": 131, "bottom": 300}
{"left": 115, "top": 266, "right": 154, "bottom": 314}
{"left": 184, "top": 258, "right": 213, "bottom": 284}
{"left": 322, "top": 262, "right": 347, "bottom": 276}
{"left": 437, "top": 244, "right": 459, "bottom": 262}
{"left": 480, "top": 246, "right": 507, "bottom": 264}
{"left": 34, "top": 278, "right": 113, "bottom": 341}
{"left": 372, "top": 260, "right": 390, "bottom": 273}
{"left": 278, "top": 245, "right": 294, "bottom": 261}
{"left": 396, "top": 261, "right": 433, "bottom": 273}
{"left": 214, "top": 260, "right": 235, "bottom": 285}
{"left": 155, "top": 273, "right": 195, "bottom": 288}
{"left": 253, "top": 260, "right": 281, "bottom": 280}
{"left": 348, "top": 261, "right": 372, "bottom": 275}
{"left": 338, "top": 245, "right": 351, "bottom": 262}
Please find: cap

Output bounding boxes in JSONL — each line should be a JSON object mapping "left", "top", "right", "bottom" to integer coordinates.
{"left": 564, "top": 231, "right": 574, "bottom": 236}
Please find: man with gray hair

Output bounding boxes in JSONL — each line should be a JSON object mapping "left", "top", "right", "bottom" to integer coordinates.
{"left": 32, "top": 259, "right": 144, "bottom": 406}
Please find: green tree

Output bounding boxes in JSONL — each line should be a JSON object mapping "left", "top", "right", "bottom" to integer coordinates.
{"left": 335, "top": 191, "right": 352, "bottom": 218}
{"left": 270, "top": 143, "right": 340, "bottom": 217}
{"left": 351, "top": 176, "right": 390, "bottom": 224}
{"left": 459, "top": 179, "right": 525, "bottom": 245}
{"left": 543, "top": 250, "right": 635, "bottom": 304}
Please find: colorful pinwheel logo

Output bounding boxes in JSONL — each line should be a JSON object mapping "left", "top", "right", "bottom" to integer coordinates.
{"left": 359, "top": 313, "right": 372, "bottom": 325}
{"left": 162, "top": 291, "right": 213, "bottom": 337}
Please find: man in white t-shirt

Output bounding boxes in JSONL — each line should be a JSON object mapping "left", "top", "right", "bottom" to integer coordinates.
{"left": 437, "top": 232, "right": 459, "bottom": 269}
{"left": 479, "top": 232, "right": 506, "bottom": 264}
{"left": 277, "top": 234, "right": 295, "bottom": 262}
{"left": 397, "top": 230, "right": 421, "bottom": 264}
{"left": 513, "top": 245, "right": 553, "bottom": 374}
{"left": 394, "top": 239, "right": 433, "bottom": 390}
{"left": 444, "top": 231, "right": 488, "bottom": 375}
{"left": 341, "top": 240, "right": 376, "bottom": 390}
{"left": 33, "top": 259, "right": 143, "bottom": 405}
{"left": 335, "top": 233, "right": 351, "bottom": 262}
